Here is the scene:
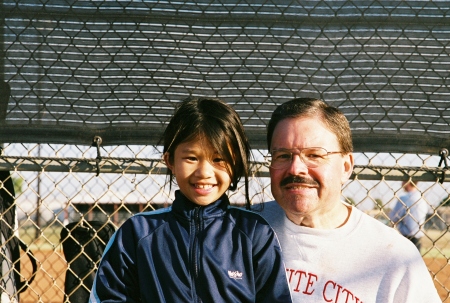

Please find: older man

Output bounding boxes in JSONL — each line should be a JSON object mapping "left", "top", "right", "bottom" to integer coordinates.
{"left": 257, "top": 98, "right": 440, "bottom": 303}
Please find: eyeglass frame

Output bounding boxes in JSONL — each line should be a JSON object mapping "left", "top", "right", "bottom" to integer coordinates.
{"left": 266, "top": 147, "right": 343, "bottom": 169}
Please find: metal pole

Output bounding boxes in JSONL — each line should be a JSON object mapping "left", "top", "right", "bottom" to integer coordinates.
{"left": 0, "top": 0, "right": 8, "bottom": 124}
{"left": 0, "top": 0, "right": 4, "bottom": 83}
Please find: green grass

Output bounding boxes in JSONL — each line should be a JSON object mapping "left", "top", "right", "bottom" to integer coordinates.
{"left": 19, "top": 225, "right": 64, "bottom": 251}
{"left": 421, "top": 229, "right": 450, "bottom": 259}
{"left": 16, "top": 224, "right": 450, "bottom": 258}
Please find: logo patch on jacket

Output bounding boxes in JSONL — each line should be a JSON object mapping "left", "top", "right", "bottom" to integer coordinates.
{"left": 228, "top": 270, "right": 243, "bottom": 280}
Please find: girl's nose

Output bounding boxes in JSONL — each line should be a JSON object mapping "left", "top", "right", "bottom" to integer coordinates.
{"left": 195, "top": 160, "right": 215, "bottom": 178}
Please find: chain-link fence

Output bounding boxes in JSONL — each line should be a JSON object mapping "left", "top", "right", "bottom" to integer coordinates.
{"left": 2, "top": 1, "right": 449, "bottom": 153}
{"left": 2, "top": 0, "right": 450, "bottom": 302}
{"left": 0, "top": 143, "right": 449, "bottom": 302}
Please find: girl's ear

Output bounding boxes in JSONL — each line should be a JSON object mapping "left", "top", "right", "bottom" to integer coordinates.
{"left": 163, "top": 152, "right": 174, "bottom": 172}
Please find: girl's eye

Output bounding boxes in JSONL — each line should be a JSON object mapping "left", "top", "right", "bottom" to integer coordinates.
{"left": 213, "top": 157, "right": 227, "bottom": 167}
{"left": 185, "top": 156, "right": 197, "bottom": 161}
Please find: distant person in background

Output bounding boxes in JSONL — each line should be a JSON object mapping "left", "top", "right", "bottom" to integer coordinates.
{"left": 389, "top": 180, "right": 429, "bottom": 251}
{"left": 257, "top": 97, "right": 441, "bottom": 303}
{"left": 89, "top": 97, "right": 292, "bottom": 303}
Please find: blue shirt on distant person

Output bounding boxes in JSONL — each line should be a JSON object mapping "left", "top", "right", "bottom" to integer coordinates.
{"left": 389, "top": 181, "right": 428, "bottom": 247}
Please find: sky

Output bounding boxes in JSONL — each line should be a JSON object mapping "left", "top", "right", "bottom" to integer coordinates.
{"left": 5, "top": 143, "right": 449, "bottom": 225}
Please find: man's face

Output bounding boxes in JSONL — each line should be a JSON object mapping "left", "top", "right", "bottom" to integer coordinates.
{"left": 269, "top": 117, "right": 354, "bottom": 223}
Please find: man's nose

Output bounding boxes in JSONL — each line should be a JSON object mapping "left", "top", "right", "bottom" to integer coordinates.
{"left": 287, "top": 154, "right": 309, "bottom": 175}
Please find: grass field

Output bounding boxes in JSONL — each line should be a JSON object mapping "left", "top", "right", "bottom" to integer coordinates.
{"left": 421, "top": 229, "right": 450, "bottom": 259}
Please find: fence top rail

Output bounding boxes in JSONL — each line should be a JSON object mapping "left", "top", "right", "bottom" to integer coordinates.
{"left": 0, "top": 155, "right": 448, "bottom": 182}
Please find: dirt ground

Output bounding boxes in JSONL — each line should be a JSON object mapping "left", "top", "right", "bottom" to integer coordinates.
{"left": 20, "top": 249, "right": 66, "bottom": 303}
{"left": 425, "top": 258, "right": 450, "bottom": 303}
{"left": 17, "top": 251, "right": 450, "bottom": 302}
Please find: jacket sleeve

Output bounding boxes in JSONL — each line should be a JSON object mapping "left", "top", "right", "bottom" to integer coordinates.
{"left": 89, "top": 221, "right": 140, "bottom": 303}
{"left": 252, "top": 221, "right": 293, "bottom": 303}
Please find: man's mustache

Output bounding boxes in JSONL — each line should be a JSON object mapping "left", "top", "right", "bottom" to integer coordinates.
{"left": 280, "top": 176, "right": 318, "bottom": 187}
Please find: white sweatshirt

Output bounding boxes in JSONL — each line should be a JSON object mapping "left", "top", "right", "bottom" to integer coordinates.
{"left": 258, "top": 201, "right": 441, "bottom": 303}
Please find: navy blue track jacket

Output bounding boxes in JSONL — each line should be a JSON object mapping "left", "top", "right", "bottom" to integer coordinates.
{"left": 89, "top": 191, "right": 292, "bottom": 303}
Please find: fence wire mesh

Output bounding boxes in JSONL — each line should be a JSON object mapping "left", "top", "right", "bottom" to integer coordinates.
{"left": 2, "top": 0, "right": 450, "bottom": 152}
{"left": 0, "top": 143, "right": 449, "bottom": 302}
{"left": 2, "top": 1, "right": 450, "bottom": 302}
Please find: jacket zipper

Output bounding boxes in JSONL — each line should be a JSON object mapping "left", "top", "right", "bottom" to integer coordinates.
{"left": 193, "top": 207, "right": 200, "bottom": 278}
{"left": 191, "top": 207, "right": 201, "bottom": 302}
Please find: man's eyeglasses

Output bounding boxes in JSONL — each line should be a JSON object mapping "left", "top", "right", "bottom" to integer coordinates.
{"left": 267, "top": 147, "right": 343, "bottom": 169}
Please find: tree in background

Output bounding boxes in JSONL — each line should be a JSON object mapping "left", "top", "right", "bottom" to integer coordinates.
{"left": 374, "top": 198, "right": 384, "bottom": 210}
{"left": 441, "top": 195, "right": 450, "bottom": 207}
{"left": 12, "top": 176, "right": 24, "bottom": 196}
{"left": 345, "top": 196, "right": 355, "bottom": 206}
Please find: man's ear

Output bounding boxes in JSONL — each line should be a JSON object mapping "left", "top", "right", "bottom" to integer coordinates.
{"left": 163, "top": 152, "right": 174, "bottom": 172}
{"left": 341, "top": 152, "right": 354, "bottom": 184}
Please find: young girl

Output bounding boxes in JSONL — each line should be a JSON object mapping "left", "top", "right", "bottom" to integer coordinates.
{"left": 89, "top": 97, "right": 292, "bottom": 303}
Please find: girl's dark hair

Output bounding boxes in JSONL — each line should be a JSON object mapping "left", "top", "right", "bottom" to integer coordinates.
{"left": 162, "top": 97, "right": 252, "bottom": 209}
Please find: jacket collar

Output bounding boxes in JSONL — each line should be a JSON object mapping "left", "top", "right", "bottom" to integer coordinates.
{"left": 172, "top": 190, "right": 229, "bottom": 220}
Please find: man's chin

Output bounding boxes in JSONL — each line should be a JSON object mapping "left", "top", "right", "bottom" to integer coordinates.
{"left": 279, "top": 198, "right": 313, "bottom": 215}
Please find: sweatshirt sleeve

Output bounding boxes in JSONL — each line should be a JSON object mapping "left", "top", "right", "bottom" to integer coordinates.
{"left": 89, "top": 222, "right": 140, "bottom": 303}
{"left": 252, "top": 221, "right": 293, "bottom": 303}
{"left": 392, "top": 249, "right": 441, "bottom": 303}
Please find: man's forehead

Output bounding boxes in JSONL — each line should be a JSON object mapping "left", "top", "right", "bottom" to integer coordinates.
{"left": 271, "top": 117, "right": 339, "bottom": 148}
{"left": 273, "top": 117, "right": 334, "bottom": 135}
